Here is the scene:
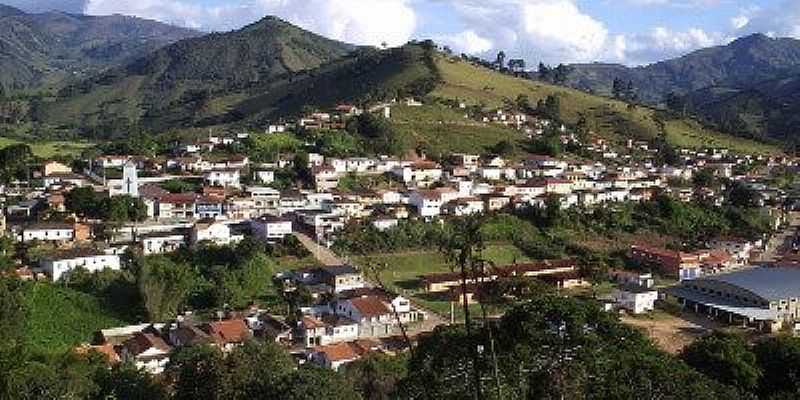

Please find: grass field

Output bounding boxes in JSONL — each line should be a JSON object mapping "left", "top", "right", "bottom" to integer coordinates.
{"left": 0, "top": 136, "right": 94, "bottom": 158}
{"left": 430, "top": 56, "right": 781, "bottom": 155}
{"left": 23, "top": 283, "right": 129, "bottom": 356}
{"left": 391, "top": 104, "right": 525, "bottom": 155}
{"left": 354, "top": 244, "right": 528, "bottom": 320}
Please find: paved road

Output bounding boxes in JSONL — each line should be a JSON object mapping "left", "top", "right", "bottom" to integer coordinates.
{"left": 755, "top": 213, "right": 800, "bottom": 262}
{"left": 293, "top": 232, "right": 342, "bottom": 266}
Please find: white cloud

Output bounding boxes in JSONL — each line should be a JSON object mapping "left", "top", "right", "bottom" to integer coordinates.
{"left": 437, "top": 30, "right": 493, "bottom": 54}
{"left": 441, "top": 0, "right": 611, "bottom": 64}
{"left": 84, "top": 0, "right": 416, "bottom": 47}
{"left": 621, "top": 26, "right": 722, "bottom": 64}
{"left": 735, "top": 1, "right": 800, "bottom": 39}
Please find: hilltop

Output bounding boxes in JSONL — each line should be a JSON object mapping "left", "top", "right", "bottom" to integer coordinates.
{"left": 41, "top": 16, "right": 356, "bottom": 136}
{"left": 566, "top": 34, "right": 800, "bottom": 105}
{"left": 0, "top": 5, "right": 199, "bottom": 93}
{"left": 29, "top": 18, "right": 780, "bottom": 154}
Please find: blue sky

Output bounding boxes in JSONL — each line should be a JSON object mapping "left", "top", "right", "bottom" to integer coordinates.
{"left": 10, "top": 0, "right": 800, "bottom": 65}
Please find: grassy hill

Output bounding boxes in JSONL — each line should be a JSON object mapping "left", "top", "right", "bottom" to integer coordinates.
{"left": 29, "top": 18, "right": 780, "bottom": 155}
{"left": 22, "top": 283, "right": 129, "bottom": 356}
{"left": 42, "top": 16, "right": 355, "bottom": 137}
{"left": 422, "top": 55, "right": 779, "bottom": 155}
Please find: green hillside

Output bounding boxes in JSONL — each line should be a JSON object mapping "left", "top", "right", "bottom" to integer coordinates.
{"left": 429, "top": 56, "right": 780, "bottom": 155}
{"left": 27, "top": 16, "right": 780, "bottom": 155}
{"left": 0, "top": 7, "right": 198, "bottom": 93}
{"left": 23, "top": 283, "right": 129, "bottom": 355}
{"left": 41, "top": 16, "right": 354, "bottom": 137}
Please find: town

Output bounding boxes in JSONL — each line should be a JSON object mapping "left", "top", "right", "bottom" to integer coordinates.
{"left": 3, "top": 94, "right": 800, "bottom": 379}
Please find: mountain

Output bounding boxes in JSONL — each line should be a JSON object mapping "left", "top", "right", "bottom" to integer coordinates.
{"left": 680, "top": 74, "right": 800, "bottom": 141}
{"left": 566, "top": 34, "right": 800, "bottom": 105}
{"left": 30, "top": 18, "right": 777, "bottom": 155}
{"left": 0, "top": 5, "right": 199, "bottom": 93}
{"left": 40, "top": 16, "right": 363, "bottom": 135}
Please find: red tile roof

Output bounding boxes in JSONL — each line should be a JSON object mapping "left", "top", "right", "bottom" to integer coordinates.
{"left": 350, "top": 296, "right": 391, "bottom": 317}
{"left": 204, "top": 319, "right": 251, "bottom": 345}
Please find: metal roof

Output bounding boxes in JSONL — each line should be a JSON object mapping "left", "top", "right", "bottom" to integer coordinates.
{"left": 698, "top": 267, "right": 800, "bottom": 301}
{"left": 665, "top": 286, "right": 780, "bottom": 321}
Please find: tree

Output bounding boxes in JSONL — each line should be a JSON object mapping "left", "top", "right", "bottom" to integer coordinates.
{"left": 754, "top": 336, "right": 800, "bottom": 398}
{"left": 692, "top": 168, "right": 716, "bottom": 188}
{"left": 538, "top": 63, "right": 551, "bottom": 81}
{"left": 612, "top": 77, "right": 625, "bottom": 100}
{"left": 344, "top": 353, "right": 408, "bottom": 400}
{"left": 682, "top": 332, "right": 761, "bottom": 392}
{"left": 727, "top": 181, "right": 760, "bottom": 208}
{"left": 508, "top": 59, "right": 525, "bottom": 73}
{"left": 137, "top": 256, "right": 199, "bottom": 321}
{"left": 91, "top": 362, "right": 168, "bottom": 400}
{"left": 168, "top": 345, "right": 228, "bottom": 400}
{"left": 495, "top": 51, "right": 506, "bottom": 70}
{"left": 553, "top": 64, "right": 572, "bottom": 84}
{"left": 278, "top": 366, "right": 361, "bottom": 400}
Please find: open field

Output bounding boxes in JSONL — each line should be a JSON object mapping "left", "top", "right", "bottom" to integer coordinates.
{"left": 0, "top": 136, "right": 94, "bottom": 158}
{"left": 354, "top": 244, "right": 528, "bottom": 320}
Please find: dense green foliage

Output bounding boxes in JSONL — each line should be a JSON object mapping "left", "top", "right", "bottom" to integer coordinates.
{"left": 398, "top": 295, "right": 747, "bottom": 400}
{"left": 65, "top": 187, "right": 147, "bottom": 222}
{"left": 682, "top": 332, "right": 762, "bottom": 392}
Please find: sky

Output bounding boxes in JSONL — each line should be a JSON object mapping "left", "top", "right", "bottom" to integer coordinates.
{"left": 8, "top": 0, "right": 800, "bottom": 66}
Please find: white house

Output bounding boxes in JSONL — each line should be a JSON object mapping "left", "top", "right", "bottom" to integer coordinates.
{"left": 336, "top": 295, "right": 395, "bottom": 337}
{"left": 204, "top": 169, "right": 241, "bottom": 188}
{"left": 614, "top": 284, "right": 658, "bottom": 314}
{"left": 393, "top": 161, "right": 443, "bottom": 187}
{"left": 191, "top": 221, "right": 232, "bottom": 246}
{"left": 372, "top": 218, "right": 399, "bottom": 231}
{"left": 119, "top": 332, "right": 172, "bottom": 374}
{"left": 408, "top": 190, "right": 444, "bottom": 218}
{"left": 251, "top": 216, "right": 293, "bottom": 242}
{"left": 21, "top": 223, "right": 75, "bottom": 242}
{"left": 40, "top": 249, "right": 121, "bottom": 281}
{"left": 253, "top": 169, "right": 275, "bottom": 185}
{"left": 141, "top": 233, "right": 186, "bottom": 255}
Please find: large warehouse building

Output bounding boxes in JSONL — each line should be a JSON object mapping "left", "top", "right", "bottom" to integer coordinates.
{"left": 665, "top": 267, "right": 800, "bottom": 332}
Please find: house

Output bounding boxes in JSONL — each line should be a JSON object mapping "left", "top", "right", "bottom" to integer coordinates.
{"left": 119, "top": 332, "right": 172, "bottom": 374}
{"left": 372, "top": 218, "right": 399, "bottom": 231}
{"left": 443, "top": 197, "right": 485, "bottom": 216}
{"left": 43, "top": 161, "right": 72, "bottom": 177}
{"left": 614, "top": 284, "right": 658, "bottom": 314}
{"left": 191, "top": 220, "right": 231, "bottom": 246}
{"left": 202, "top": 319, "right": 252, "bottom": 351}
{"left": 319, "top": 265, "right": 365, "bottom": 293}
{"left": 308, "top": 340, "right": 378, "bottom": 370}
{"left": 253, "top": 314, "right": 293, "bottom": 343}
{"left": 250, "top": 216, "right": 293, "bottom": 242}
{"left": 39, "top": 248, "right": 121, "bottom": 281}
{"left": 195, "top": 196, "right": 225, "bottom": 220}
{"left": 168, "top": 324, "right": 214, "bottom": 348}
{"left": 140, "top": 232, "right": 186, "bottom": 255}
{"left": 336, "top": 295, "right": 395, "bottom": 337}
{"left": 408, "top": 190, "right": 444, "bottom": 218}
{"left": 393, "top": 161, "right": 443, "bottom": 187}
{"left": 157, "top": 193, "right": 197, "bottom": 220}
{"left": 21, "top": 222, "right": 77, "bottom": 242}
{"left": 204, "top": 168, "right": 241, "bottom": 188}
{"left": 314, "top": 166, "right": 340, "bottom": 192}
{"left": 253, "top": 169, "right": 275, "bottom": 185}
{"left": 709, "top": 237, "right": 754, "bottom": 266}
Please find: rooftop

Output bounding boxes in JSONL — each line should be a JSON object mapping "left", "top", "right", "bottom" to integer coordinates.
{"left": 696, "top": 267, "right": 800, "bottom": 302}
